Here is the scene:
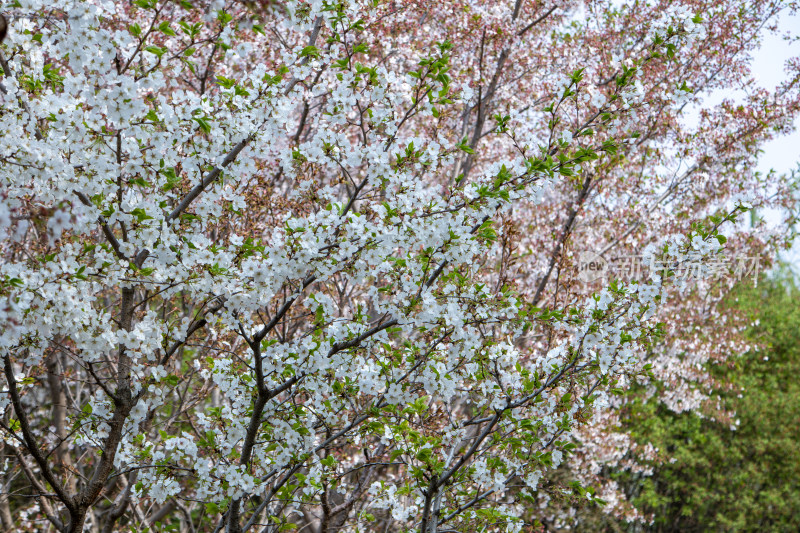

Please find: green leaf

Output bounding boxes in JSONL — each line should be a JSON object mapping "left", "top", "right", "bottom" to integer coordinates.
{"left": 158, "top": 21, "right": 176, "bottom": 36}
{"left": 130, "top": 208, "right": 153, "bottom": 222}
{"left": 144, "top": 45, "right": 167, "bottom": 58}
{"left": 299, "top": 45, "right": 321, "bottom": 59}
{"left": 130, "top": 176, "right": 151, "bottom": 188}
{"left": 193, "top": 116, "right": 211, "bottom": 134}
{"left": 160, "top": 167, "right": 181, "bottom": 191}
{"left": 415, "top": 448, "right": 432, "bottom": 462}
{"left": 217, "top": 10, "right": 233, "bottom": 26}
{"left": 216, "top": 76, "right": 236, "bottom": 89}
{"left": 457, "top": 137, "right": 475, "bottom": 154}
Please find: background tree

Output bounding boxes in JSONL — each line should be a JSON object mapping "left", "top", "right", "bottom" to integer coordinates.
{"left": 570, "top": 267, "right": 800, "bottom": 533}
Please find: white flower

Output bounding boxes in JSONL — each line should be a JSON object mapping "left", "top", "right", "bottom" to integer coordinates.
{"left": 47, "top": 209, "right": 70, "bottom": 242}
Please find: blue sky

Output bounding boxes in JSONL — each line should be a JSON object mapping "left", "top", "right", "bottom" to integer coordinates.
{"left": 752, "top": 14, "right": 800, "bottom": 266}
{"left": 753, "top": 14, "right": 800, "bottom": 177}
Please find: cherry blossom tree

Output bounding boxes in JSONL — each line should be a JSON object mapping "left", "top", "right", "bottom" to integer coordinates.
{"left": 0, "top": 0, "right": 797, "bottom": 532}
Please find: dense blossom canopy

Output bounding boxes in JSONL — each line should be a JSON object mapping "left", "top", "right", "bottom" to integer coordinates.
{"left": 0, "top": 0, "right": 797, "bottom": 531}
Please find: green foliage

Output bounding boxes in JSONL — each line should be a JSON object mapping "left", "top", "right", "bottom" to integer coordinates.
{"left": 605, "top": 270, "right": 800, "bottom": 532}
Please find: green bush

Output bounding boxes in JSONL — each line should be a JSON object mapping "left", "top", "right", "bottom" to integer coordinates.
{"left": 589, "top": 271, "right": 800, "bottom": 532}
